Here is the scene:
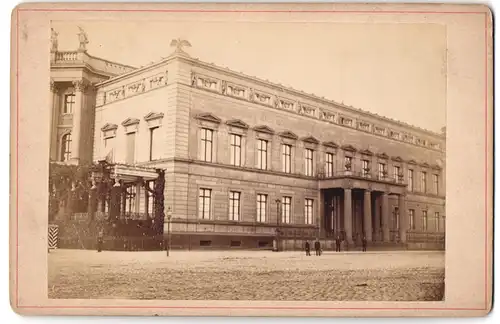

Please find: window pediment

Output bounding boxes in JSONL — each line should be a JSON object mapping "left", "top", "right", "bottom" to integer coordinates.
{"left": 376, "top": 152, "right": 389, "bottom": 159}
{"left": 121, "top": 118, "right": 140, "bottom": 127}
{"left": 144, "top": 112, "right": 164, "bottom": 122}
{"left": 101, "top": 123, "right": 118, "bottom": 132}
{"left": 226, "top": 119, "right": 249, "bottom": 129}
{"left": 301, "top": 136, "right": 319, "bottom": 144}
{"left": 341, "top": 144, "right": 357, "bottom": 152}
{"left": 420, "top": 162, "right": 430, "bottom": 168}
{"left": 195, "top": 112, "right": 221, "bottom": 124}
{"left": 279, "top": 131, "right": 298, "bottom": 140}
{"left": 431, "top": 164, "right": 442, "bottom": 170}
{"left": 391, "top": 156, "right": 403, "bottom": 162}
{"left": 322, "top": 141, "right": 339, "bottom": 149}
{"left": 407, "top": 159, "right": 417, "bottom": 165}
{"left": 359, "top": 149, "right": 373, "bottom": 156}
{"left": 253, "top": 125, "right": 275, "bottom": 135}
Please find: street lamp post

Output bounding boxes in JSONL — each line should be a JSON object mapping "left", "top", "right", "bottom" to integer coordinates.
{"left": 275, "top": 198, "right": 281, "bottom": 252}
{"left": 166, "top": 207, "right": 172, "bottom": 257}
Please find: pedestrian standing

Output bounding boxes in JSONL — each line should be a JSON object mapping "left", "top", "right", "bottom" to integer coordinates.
{"left": 362, "top": 235, "right": 367, "bottom": 252}
{"left": 335, "top": 236, "right": 341, "bottom": 252}
{"left": 97, "top": 229, "right": 104, "bottom": 253}
{"left": 314, "top": 239, "right": 321, "bottom": 256}
{"left": 305, "top": 241, "right": 311, "bottom": 256}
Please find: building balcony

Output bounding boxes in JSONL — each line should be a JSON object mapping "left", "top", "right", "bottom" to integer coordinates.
{"left": 51, "top": 50, "right": 136, "bottom": 76}
{"left": 318, "top": 170, "right": 407, "bottom": 193}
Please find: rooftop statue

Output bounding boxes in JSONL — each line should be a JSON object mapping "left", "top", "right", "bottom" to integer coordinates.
{"left": 77, "top": 26, "right": 89, "bottom": 52}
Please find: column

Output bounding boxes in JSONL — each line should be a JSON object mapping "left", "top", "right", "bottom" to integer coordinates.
{"left": 363, "top": 190, "right": 372, "bottom": 241}
{"left": 49, "top": 80, "right": 58, "bottom": 160}
{"left": 382, "top": 192, "right": 390, "bottom": 242}
{"left": 373, "top": 196, "right": 380, "bottom": 241}
{"left": 71, "top": 79, "right": 86, "bottom": 162}
{"left": 344, "top": 188, "right": 353, "bottom": 244}
{"left": 398, "top": 194, "right": 407, "bottom": 243}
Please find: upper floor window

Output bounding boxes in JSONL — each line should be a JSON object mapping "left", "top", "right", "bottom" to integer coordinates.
{"left": 229, "top": 191, "right": 241, "bottom": 221}
{"left": 200, "top": 128, "right": 213, "bottom": 162}
{"left": 325, "top": 153, "right": 334, "bottom": 177}
{"left": 421, "top": 171, "right": 427, "bottom": 192}
{"left": 362, "top": 159, "right": 370, "bottom": 177}
{"left": 149, "top": 126, "right": 159, "bottom": 161}
{"left": 305, "top": 149, "right": 314, "bottom": 176}
{"left": 63, "top": 94, "right": 75, "bottom": 114}
{"left": 408, "top": 169, "right": 414, "bottom": 191}
{"left": 344, "top": 156, "right": 352, "bottom": 171}
{"left": 378, "top": 162, "right": 386, "bottom": 179}
{"left": 60, "top": 133, "right": 72, "bottom": 161}
{"left": 229, "top": 134, "right": 242, "bottom": 166}
{"left": 256, "top": 194, "right": 267, "bottom": 223}
{"left": 198, "top": 188, "right": 212, "bottom": 219}
{"left": 281, "top": 196, "right": 292, "bottom": 224}
{"left": 304, "top": 198, "right": 314, "bottom": 224}
{"left": 393, "top": 165, "right": 401, "bottom": 182}
{"left": 422, "top": 210, "right": 428, "bottom": 231}
{"left": 408, "top": 209, "right": 415, "bottom": 230}
{"left": 125, "top": 132, "right": 136, "bottom": 164}
{"left": 433, "top": 174, "right": 439, "bottom": 195}
{"left": 282, "top": 144, "right": 292, "bottom": 173}
{"left": 257, "top": 139, "right": 268, "bottom": 170}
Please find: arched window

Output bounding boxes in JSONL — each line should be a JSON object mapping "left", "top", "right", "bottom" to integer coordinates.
{"left": 60, "top": 133, "right": 72, "bottom": 161}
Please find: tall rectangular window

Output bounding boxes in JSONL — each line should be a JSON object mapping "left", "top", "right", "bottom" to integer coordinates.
{"left": 282, "top": 144, "right": 292, "bottom": 173}
{"left": 149, "top": 126, "right": 159, "bottom": 161}
{"left": 378, "top": 163, "right": 386, "bottom": 179}
{"left": 257, "top": 139, "right": 268, "bottom": 170}
{"left": 256, "top": 194, "right": 267, "bottom": 223}
{"left": 229, "top": 134, "right": 242, "bottom": 166}
{"left": 408, "top": 169, "right": 414, "bottom": 191}
{"left": 282, "top": 196, "right": 292, "bottom": 224}
{"left": 344, "top": 156, "right": 352, "bottom": 171}
{"left": 146, "top": 181, "right": 154, "bottom": 216}
{"left": 393, "top": 165, "right": 401, "bottom": 182}
{"left": 198, "top": 188, "right": 212, "bottom": 219}
{"left": 421, "top": 171, "right": 427, "bottom": 192}
{"left": 125, "top": 132, "right": 136, "bottom": 164}
{"left": 304, "top": 199, "right": 314, "bottom": 224}
{"left": 422, "top": 210, "right": 428, "bottom": 231}
{"left": 63, "top": 94, "right": 75, "bottom": 114}
{"left": 200, "top": 128, "right": 213, "bottom": 162}
{"left": 362, "top": 159, "right": 370, "bottom": 177}
{"left": 305, "top": 149, "right": 314, "bottom": 176}
{"left": 393, "top": 207, "right": 399, "bottom": 229}
{"left": 409, "top": 209, "right": 415, "bottom": 230}
{"left": 435, "top": 212, "right": 440, "bottom": 232}
{"left": 229, "top": 191, "right": 241, "bottom": 221}
{"left": 433, "top": 174, "right": 439, "bottom": 195}
{"left": 60, "top": 133, "right": 72, "bottom": 162}
{"left": 325, "top": 153, "right": 334, "bottom": 177}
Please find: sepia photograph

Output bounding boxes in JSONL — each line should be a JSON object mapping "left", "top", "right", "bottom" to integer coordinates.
{"left": 46, "top": 19, "right": 447, "bottom": 302}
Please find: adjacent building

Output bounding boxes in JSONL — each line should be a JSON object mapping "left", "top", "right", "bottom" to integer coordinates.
{"left": 50, "top": 31, "right": 446, "bottom": 250}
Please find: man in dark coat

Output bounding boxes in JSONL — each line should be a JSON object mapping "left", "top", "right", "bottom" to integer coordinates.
{"left": 304, "top": 241, "right": 311, "bottom": 256}
{"left": 314, "top": 239, "right": 321, "bottom": 256}
{"left": 362, "top": 235, "right": 367, "bottom": 252}
{"left": 335, "top": 236, "right": 341, "bottom": 252}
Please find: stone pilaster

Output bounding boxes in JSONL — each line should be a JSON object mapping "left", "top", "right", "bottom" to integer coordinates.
{"left": 363, "top": 189, "right": 373, "bottom": 242}
{"left": 71, "top": 79, "right": 89, "bottom": 162}
{"left": 344, "top": 188, "right": 353, "bottom": 244}
{"left": 399, "top": 193, "right": 407, "bottom": 243}
{"left": 382, "top": 192, "right": 390, "bottom": 242}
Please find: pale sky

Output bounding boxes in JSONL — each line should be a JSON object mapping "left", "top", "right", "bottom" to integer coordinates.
{"left": 53, "top": 21, "right": 447, "bottom": 133}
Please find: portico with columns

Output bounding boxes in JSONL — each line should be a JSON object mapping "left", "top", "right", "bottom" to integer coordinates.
{"left": 320, "top": 176, "right": 408, "bottom": 247}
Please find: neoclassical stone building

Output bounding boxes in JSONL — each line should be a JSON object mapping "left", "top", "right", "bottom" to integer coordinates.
{"left": 50, "top": 32, "right": 446, "bottom": 250}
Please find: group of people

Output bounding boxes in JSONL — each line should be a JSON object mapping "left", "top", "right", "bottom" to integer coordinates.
{"left": 305, "top": 236, "right": 368, "bottom": 255}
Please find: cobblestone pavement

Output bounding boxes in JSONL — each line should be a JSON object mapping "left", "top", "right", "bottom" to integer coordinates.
{"left": 48, "top": 250, "right": 445, "bottom": 301}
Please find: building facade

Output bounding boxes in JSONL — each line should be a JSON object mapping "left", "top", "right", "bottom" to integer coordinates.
{"left": 50, "top": 33, "right": 446, "bottom": 250}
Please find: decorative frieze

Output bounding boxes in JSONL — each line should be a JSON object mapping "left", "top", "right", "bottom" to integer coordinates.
{"left": 358, "top": 121, "right": 371, "bottom": 132}
{"left": 188, "top": 71, "right": 444, "bottom": 152}
{"left": 127, "top": 80, "right": 146, "bottom": 95}
{"left": 339, "top": 116, "right": 354, "bottom": 127}
{"left": 374, "top": 126, "right": 386, "bottom": 136}
{"left": 299, "top": 104, "right": 316, "bottom": 117}
{"left": 106, "top": 86, "right": 125, "bottom": 103}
